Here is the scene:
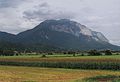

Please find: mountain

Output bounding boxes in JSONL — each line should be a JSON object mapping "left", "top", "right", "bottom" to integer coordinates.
{"left": 0, "top": 31, "right": 15, "bottom": 41}
{"left": 0, "top": 31, "right": 19, "bottom": 50}
{"left": 0, "top": 19, "right": 120, "bottom": 51}
{"left": 15, "top": 19, "right": 119, "bottom": 50}
{"left": 0, "top": 31, "right": 59, "bottom": 51}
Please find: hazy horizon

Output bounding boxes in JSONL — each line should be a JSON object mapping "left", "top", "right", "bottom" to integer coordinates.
{"left": 0, "top": 0, "right": 120, "bottom": 46}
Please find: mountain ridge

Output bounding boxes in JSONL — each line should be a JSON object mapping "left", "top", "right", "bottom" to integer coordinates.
{"left": 0, "top": 19, "right": 120, "bottom": 51}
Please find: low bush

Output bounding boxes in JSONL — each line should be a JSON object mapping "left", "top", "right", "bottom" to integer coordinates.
{"left": 41, "top": 54, "right": 46, "bottom": 57}
{"left": 105, "top": 50, "right": 112, "bottom": 55}
{"left": 88, "top": 50, "right": 102, "bottom": 56}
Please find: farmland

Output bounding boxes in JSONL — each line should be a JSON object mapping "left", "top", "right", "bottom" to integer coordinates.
{"left": 0, "top": 54, "right": 120, "bottom": 70}
{"left": 0, "top": 54, "right": 120, "bottom": 82}
{"left": 0, "top": 65, "right": 120, "bottom": 82}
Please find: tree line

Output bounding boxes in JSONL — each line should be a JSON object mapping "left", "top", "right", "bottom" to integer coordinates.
{"left": 0, "top": 50, "right": 19, "bottom": 56}
{"left": 0, "top": 49, "right": 119, "bottom": 56}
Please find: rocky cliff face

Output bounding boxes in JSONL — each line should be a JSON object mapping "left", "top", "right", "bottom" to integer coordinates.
{"left": 47, "top": 19, "right": 109, "bottom": 43}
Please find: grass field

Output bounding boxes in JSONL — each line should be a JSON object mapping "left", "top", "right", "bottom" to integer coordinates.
{"left": 0, "top": 55, "right": 120, "bottom": 70}
{"left": 0, "top": 66, "right": 120, "bottom": 82}
{"left": 0, "top": 54, "right": 120, "bottom": 62}
{"left": 1, "top": 54, "right": 120, "bottom": 59}
{"left": 0, "top": 54, "right": 120, "bottom": 82}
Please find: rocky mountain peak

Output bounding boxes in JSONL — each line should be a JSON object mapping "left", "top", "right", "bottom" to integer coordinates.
{"left": 0, "top": 19, "right": 119, "bottom": 50}
{"left": 37, "top": 19, "right": 109, "bottom": 43}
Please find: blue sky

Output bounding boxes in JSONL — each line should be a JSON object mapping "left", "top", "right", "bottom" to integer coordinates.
{"left": 0, "top": 0, "right": 120, "bottom": 46}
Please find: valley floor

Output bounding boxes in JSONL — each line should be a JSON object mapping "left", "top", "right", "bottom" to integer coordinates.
{"left": 0, "top": 66, "right": 120, "bottom": 82}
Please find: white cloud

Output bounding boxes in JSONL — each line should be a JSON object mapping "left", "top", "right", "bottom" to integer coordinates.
{"left": 23, "top": 2, "right": 75, "bottom": 21}
{"left": 0, "top": 0, "right": 120, "bottom": 46}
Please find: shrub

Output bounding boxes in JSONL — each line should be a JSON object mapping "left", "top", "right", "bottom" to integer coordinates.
{"left": 105, "top": 50, "right": 112, "bottom": 55}
{"left": 81, "top": 53, "right": 84, "bottom": 56}
{"left": 68, "top": 51, "right": 76, "bottom": 54}
{"left": 116, "top": 53, "right": 119, "bottom": 55}
{"left": 41, "top": 54, "right": 46, "bottom": 57}
{"left": 63, "top": 52, "right": 67, "bottom": 54}
{"left": 88, "top": 50, "right": 102, "bottom": 56}
{"left": 47, "top": 52, "right": 53, "bottom": 55}
{"left": 0, "top": 50, "right": 15, "bottom": 56}
{"left": 73, "top": 54, "right": 75, "bottom": 57}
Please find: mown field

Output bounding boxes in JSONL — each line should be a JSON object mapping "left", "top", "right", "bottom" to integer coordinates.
{"left": 0, "top": 65, "right": 120, "bottom": 82}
